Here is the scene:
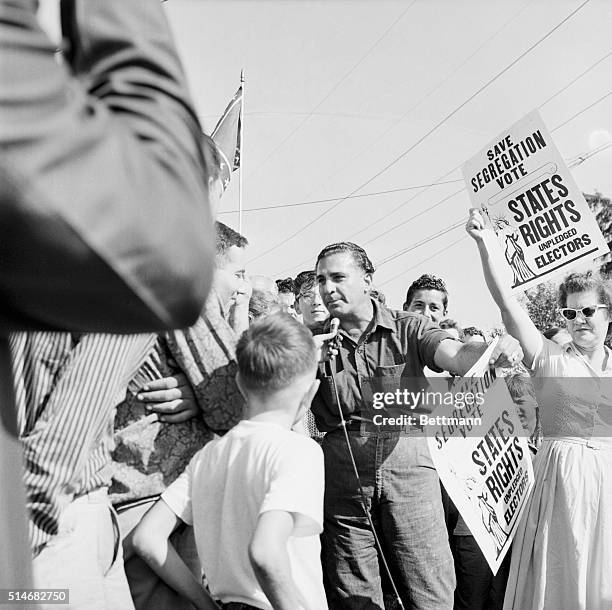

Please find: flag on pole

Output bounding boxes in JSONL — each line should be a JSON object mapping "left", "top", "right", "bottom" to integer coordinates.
{"left": 211, "top": 85, "right": 243, "bottom": 191}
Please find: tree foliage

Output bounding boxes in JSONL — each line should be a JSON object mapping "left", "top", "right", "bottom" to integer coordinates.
{"left": 517, "top": 191, "right": 610, "bottom": 332}
{"left": 519, "top": 280, "right": 564, "bottom": 333}
{"left": 585, "top": 191, "right": 612, "bottom": 277}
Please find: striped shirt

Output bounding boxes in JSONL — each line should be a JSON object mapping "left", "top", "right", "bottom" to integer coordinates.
{"left": 10, "top": 331, "right": 155, "bottom": 555}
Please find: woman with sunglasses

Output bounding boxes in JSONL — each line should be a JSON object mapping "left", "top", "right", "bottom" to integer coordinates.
{"left": 466, "top": 208, "right": 612, "bottom": 610}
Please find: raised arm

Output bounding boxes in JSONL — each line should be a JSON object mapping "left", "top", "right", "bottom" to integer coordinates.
{"left": 465, "top": 209, "right": 541, "bottom": 366}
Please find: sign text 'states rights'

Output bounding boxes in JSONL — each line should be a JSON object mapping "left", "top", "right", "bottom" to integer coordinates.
{"left": 462, "top": 110, "right": 608, "bottom": 291}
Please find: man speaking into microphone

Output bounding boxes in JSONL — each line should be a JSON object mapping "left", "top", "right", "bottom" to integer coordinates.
{"left": 311, "top": 242, "right": 521, "bottom": 610}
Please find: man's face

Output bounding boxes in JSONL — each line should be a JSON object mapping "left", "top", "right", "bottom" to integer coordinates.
{"left": 513, "top": 396, "right": 538, "bottom": 436}
{"left": 278, "top": 292, "right": 298, "bottom": 318}
{"left": 316, "top": 252, "right": 372, "bottom": 319}
{"left": 405, "top": 289, "right": 447, "bottom": 324}
{"left": 296, "top": 282, "right": 329, "bottom": 329}
{"left": 214, "top": 245, "right": 247, "bottom": 308}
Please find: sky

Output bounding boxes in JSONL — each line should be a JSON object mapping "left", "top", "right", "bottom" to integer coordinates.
{"left": 41, "top": 0, "right": 612, "bottom": 331}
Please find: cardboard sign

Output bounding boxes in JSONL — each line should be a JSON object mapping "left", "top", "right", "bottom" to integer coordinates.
{"left": 425, "top": 343, "right": 534, "bottom": 573}
{"left": 462, "top": 110, "right": 609, "bottom": 291}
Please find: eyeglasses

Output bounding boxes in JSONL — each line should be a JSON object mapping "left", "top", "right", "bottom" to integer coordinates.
{"left": 558, "top": 304, "right": 608, "bottom": 321}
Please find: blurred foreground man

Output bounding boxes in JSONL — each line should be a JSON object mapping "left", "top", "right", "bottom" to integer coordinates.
{"left": 311, "top": 242, "right": 522, "bottom": 610}
{"left": 1, "top": 0, "right": 215, "bottom": 594}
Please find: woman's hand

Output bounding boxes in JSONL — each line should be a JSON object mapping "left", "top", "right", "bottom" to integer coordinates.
{"left": 466, "top": 208, "right": 488, "bottom": 243}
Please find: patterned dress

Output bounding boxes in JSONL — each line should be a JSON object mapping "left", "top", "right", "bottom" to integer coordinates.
{"left": 111, "top": 292, "right": 245, "bottom": 504}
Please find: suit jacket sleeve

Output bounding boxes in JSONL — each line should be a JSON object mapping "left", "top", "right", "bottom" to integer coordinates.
{"left": 0, "top": 0, "right": 215, "bottom": 332}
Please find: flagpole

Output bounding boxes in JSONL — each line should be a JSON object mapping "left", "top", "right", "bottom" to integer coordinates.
{"left": 239, "top": 69, "right": 245, "bottom": 233}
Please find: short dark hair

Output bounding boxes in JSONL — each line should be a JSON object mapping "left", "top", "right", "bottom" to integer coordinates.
{"left": 404, "top": 274, "right": 448, "bottom": 312}
{"left": 215, "top": 222, "right": 248, "bottom": 261}
{"left": 236, "top": 313, "right": 317, "bottom": 391}
{"left": 462, "top": 326, "right": 485, "bottom": 340}
{"left": 557, "top": 270, "right": 611, "bottom": 308}
{"left": 316, "top": 242, "right": 375, "bottom": 274}
{"left": 294, "top": 270, "right": 316, "bottom": 297}
{"left": 275, "top": 277, "right": 295, "bottom": 294}
{"left": 505, "top": 373, "right": 537, "bottom": 404}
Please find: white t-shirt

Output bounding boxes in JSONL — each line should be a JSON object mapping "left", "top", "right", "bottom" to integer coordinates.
{"left": 162, "top": 419, "right": 327, "bottom": 610}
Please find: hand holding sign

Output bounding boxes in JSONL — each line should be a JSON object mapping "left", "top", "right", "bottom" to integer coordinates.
{"left": 426, "top": 347, "right": 534, "bottom": 574}
{"left": 465, "top": 208, "right": 487, "bottom": 242}
{"left": 488, "top": 333, "right": 523, "bottom": 369}
{"left": 462, "top": 110, "right": 609, "bottom": 292}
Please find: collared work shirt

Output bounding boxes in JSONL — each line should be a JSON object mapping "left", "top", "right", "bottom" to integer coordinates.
{"left": 311, "top": 300, "right": 451, "bottom": 432}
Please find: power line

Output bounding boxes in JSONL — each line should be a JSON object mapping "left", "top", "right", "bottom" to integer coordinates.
{"left": 378, "top": 236, "right": 469, "bottom": 287}
{"left": 217, "top": 179, "right": 463, "bottom": 215}
{"left": 376, "top": 221, "right": 464, "bottom": 267}
{"left": 245, "top": 2, "right": 416, "bottom": 180}
{"left": 251, "top": 0, "right": 590, "bottom": 266}
{"left": 202, "top": 111, "right": 412, "bottom": 121}
{"left": 219, "top": 74, "right": 609, "bottom": 221}
{"left": 365, "top": 188, "right": 465, "bottom": 246}
{"left": 537, "top": 50, "right": 612, "bottom": 109}
{"left": 227, "top": 16, "right": 603, "bottom": 221}
{"left": 248, "top": 0, "right": 531, "bottom": 259}
{"left": 352, "top": 85, "right": 612, "bottom": 248}
{"left": 373, "top": 135, "right": 611, "bottom": 284}
{"left": 346, "top": 43, "right": 611, "bottom": 243}
{"left": 274, "top": 92, "right": 611, "bottom": 279}
{"left": 234, "top": 48, "right": 607, "bottom": 130}
{"left": 342, "top": 0, "right": 591, "bottom": 201}
{"left": 551, "top": 89, "right": 612, "bottom": 133}
{"left": 566, "top": 141, "right": 612, "bottom": 166}
{"left": 227, "top": 70, "right": 608, "bottom": 219}
{"left": 218, "top": 117, "right": 607, "bottom": 220}
{"left": 261, "top": 0, "right": 532, "bottom": 225}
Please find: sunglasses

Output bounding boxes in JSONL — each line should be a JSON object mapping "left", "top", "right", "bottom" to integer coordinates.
{"left": 558, "top": 304, "right": 608, "bottom": 321}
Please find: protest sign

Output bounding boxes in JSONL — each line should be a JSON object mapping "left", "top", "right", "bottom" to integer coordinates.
{"left": 425, "top": 342, "right": 534, "bottom": 573}
{"left": 462, "top": 110, "right": 609, "bottom": 292}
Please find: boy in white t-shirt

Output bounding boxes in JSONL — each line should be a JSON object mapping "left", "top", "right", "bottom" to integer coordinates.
{"left": 132, "top": 313, "right": 329, "bottom": 610}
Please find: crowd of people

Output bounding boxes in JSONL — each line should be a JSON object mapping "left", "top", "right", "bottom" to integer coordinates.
{"left": 2, "top": 2, "right": 611, "bottom": 610}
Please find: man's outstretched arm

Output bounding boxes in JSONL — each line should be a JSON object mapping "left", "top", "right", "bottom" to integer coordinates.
{"left": 434, "top": 333, "right": 523, "bottom": 376}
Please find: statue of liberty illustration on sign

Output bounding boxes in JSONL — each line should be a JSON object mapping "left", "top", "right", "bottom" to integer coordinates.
{"left": 483, "top": 207, "right": 536, "bottom": 288}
